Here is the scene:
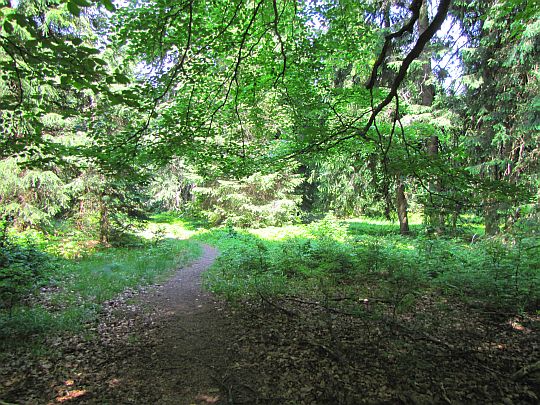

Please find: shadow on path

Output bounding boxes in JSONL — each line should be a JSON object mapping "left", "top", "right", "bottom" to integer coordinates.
{"left": 90, "top": 244, "right": 235, "bottom": 404}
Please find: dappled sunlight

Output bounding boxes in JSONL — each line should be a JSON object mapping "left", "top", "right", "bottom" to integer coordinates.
{"left": 140, "top": 213, "right": 210, "bottom": 240}
{"left": 2, "top": 211, "right": 538, "bottom": 403}
{"left": 53, "top": 379, "right": 86, "bottom": 402}
{"left": 507, "top": 315, "right": 538, "bottom": 334}
{"left": 195, "top": 394, "right": 220, "bottom": 404}
{"left": 140, "top": 223, "right": 197, "bottom": 240}
{"left": 248, "top": 224, "right": 308, "bottom": 241}
{"left": 1, "top": 0, "right": 537, "bottom": 401}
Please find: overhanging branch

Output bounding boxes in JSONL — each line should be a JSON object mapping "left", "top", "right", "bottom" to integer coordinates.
{"left": 288, "top": 0, "right": 451, "bottom": 157}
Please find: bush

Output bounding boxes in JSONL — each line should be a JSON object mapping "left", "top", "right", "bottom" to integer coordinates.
{"left": 0, "top": 231, "right": 50, "bottom": 315}
{"left": 202, "top": 217, "right": 539, "bottom": 313}
{"left": 0, "top": 157, "right": 69, "bottom": 229}
{"left": 416, "top": 232, "right": 539, "bottom": 311}
{"left": 274, "top": 237, "right": 356, "bottom": 280}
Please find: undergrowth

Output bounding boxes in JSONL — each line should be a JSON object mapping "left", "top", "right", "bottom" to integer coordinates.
{"left": 0, "top": 220, "right": 201, "bottom": 348}
{"left": 2, "top": 212, "right": 538, "bottom": 350}
{"left": 200, "top": 215, "right": 540, "bottom": 314}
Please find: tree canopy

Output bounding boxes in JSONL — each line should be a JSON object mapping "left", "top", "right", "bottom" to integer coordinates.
{"left": 0, "top": 0, "right": 538, "bottom": 234}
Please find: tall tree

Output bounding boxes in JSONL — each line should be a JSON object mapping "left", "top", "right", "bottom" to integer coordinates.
{"left": 455, "top": 0, "right": 539, "bottom": 234}
{"left": 418, "top": 0, "right": 441, "bottom": 231}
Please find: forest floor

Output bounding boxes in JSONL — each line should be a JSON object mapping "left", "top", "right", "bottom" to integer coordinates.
{"left": 1, "top": 243, "right": 539, "bottom": 404}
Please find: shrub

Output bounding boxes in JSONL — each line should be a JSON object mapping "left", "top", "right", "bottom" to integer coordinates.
{"left": 0, "top": 157, "right": 69, "bottom": 229}
{"left": 0, "top": 230, "right": 50, "bottom": 315}
{"left": 203, "top": 217, "right": 539, "bottom": 314}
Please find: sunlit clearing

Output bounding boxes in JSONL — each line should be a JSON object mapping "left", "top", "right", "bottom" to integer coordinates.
{"left": 249, "top": 225, "right": 307, "bottom": 240}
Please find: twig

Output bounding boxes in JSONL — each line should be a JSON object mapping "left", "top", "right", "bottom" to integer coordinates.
{"left": 256, "top": 290, "right": 296, "bottom": 317}
{"left": 439, "top": 382, "right": 452, "bottom": 404}
{"left": 388, "top": 318, "right": 456, "bottom": 351}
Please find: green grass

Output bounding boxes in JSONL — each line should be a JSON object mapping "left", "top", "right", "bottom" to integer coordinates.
{"left": 1, "top": 222, "right": 201, "bottom": 348}
{"left": 2, "top": 212, "right": 536, "bottom": 351}
{"left": 346, "top": 217, "right": 424, "bottom": 236}
{"left": 50, "top": 239, "right": 201, "bottom": 306}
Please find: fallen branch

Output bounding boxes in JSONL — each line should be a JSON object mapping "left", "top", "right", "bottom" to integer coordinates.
{"left": 386, "top": 318, "right": 456, "bottom": 351}
{"left": 512, "top": 361, "right": 540, "bottom": 381}
{"left": 256, "top": 290, "right": 296, "bottom": 317}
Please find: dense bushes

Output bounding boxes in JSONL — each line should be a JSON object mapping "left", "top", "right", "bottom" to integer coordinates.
{"left": 202, "top": 216, "right": 540, "bottom": 312}
{"left": 147, "top": 159, "right": 304, "bottom": 228}
{"left": 0, "top": 222, "right": 51, "bottom": 315}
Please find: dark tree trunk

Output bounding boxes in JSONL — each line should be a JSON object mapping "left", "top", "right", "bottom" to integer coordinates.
{"left": 396, "top": 176, "right": 410, "bottom": 235}
{"left": 379, "top": 1, "right": 411, "bottom": 229}
{"left": 418, "top": 2, "right": 435, "bottom": 106}
{"left": 297, "top": 165, "right": 316, "bottom": 212}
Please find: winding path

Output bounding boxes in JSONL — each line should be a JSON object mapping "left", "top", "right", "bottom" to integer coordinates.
{"left": 104, "top": 244, "right": 232, "bottom": 404}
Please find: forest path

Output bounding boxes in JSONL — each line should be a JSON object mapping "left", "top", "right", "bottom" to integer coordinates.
{"left": 91, "top": 244, "right": 235, "bottom": 404}
{"left": 5, "top": 241, "right": 537, "bottom": 404}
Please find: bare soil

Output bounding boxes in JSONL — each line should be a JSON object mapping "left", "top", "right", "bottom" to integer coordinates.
{"left": 93, "top": 244, "right": 232, "bottom": 404}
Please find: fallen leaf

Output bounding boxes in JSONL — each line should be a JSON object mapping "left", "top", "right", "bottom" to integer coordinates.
{"left": 194, "top": 394, "right": 220, "bottom": 403}
{"left": 56, "top": 389, "right": 86, "bottom": 402}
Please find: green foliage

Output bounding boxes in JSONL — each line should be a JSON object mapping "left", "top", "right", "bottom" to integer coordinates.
{"left": 148, "top": 159, "right": 201, "bottom": 212}
{"left": 0, "top": 0, "right": 538, "bottom": 353}
{"left": 0, "top": 223, "right": 51, "bottom": 315}
{"left": 0, "top": 223, "right": 201, "bottom": 342}
{"left": 348, "top": 217, "right": 422, "bottom": 236}
{"left": 453, "top": 0, "right": 540, "bottom": 232}
{"left": 194, "top": 168, "right": 303, "bottom": 228}
{"left": 66, "top": 162, "right": 151, "bottom": 244}
{"left": 201, "top": 229, "right": 287, "bottom": 301}
{"left": 202, "top": 218, "right": 539, "bottom": 312}
{"left": 307, "top": 212, "right": 351, "bottom": 242}
{"left": 50, "top": 238, "right": 200, "bottom": 307}
{"left": 425, "top": 236, "right": 539, "bottom": 311}
{"left": 1, "top": 0, "right": 110, "bottom": 158}
{"left": 0, "top": 157, "right": 69, "bottom": 228}
{"left": 309, "top": 153, "right": 387, "bottom": 217}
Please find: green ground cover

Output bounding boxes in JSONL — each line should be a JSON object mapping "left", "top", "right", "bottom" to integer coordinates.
{"left": 2, "top": 212, "right": 537, "bottom": 352}
{"left": 198, "top": 215, "right": 539, "bottom": 315}
{"left": 0, "top": 217, "right": 201, "bottom": 348}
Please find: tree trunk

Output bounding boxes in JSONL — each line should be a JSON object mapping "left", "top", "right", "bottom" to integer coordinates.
{"left": 418, "top": 2, "right": 435, "bottom": 106}
{"left": 484, "top": 201, "right": 499, "bottom": 236}
{"left": 382, "top": 177, "right": 392, "bottom": 221}
{"left": 396, "top": 176, "right": 410, "bottom": 235}
{"left": 418, "top": 0, "right": 443, "bottom": 231}
{"left": 76, "top": 199, "right": 85, "bottom": 229}
{"left": 99, "top": 196, "right": 109, "bottom": 244}
{"left": 379, "top": 4, "right": 410, "bottom": 228}
{"left": 298, "top": 165, "right": 316, "bottom": 212}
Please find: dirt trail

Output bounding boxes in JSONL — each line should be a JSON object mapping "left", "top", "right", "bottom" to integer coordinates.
{"left": 105, "top": 244, "right": 233, "bottom": 404}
